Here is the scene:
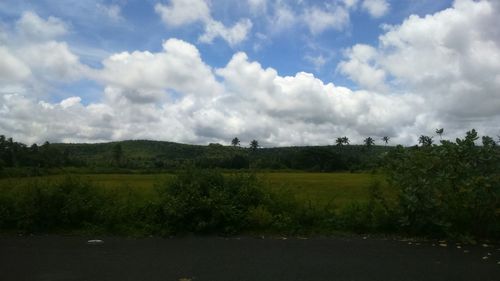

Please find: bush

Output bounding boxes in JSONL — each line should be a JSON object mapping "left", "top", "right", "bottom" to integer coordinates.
{"left": 385, "top": 129, "right": 500, "bottom": 238}
{"left": 154, "top": 169, "right": 266, "bottom": 234}
{"left": 0, "top": 176, "right": 104, "bottom": 232}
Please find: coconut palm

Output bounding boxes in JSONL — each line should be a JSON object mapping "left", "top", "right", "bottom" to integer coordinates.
{"left": 335, "top": 137, "right": 344, "bottom": 146}
{"left": 364, "top": 137, "right": 375, "bottom": 148}
{"left": 435, "top": 128, "right": 444, "bottom": 139}
{"left": 382, "top": 136, "right": 390, "bottom": 146}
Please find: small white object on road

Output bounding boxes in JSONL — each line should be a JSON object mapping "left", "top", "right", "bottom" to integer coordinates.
{"left": 87, "top": 239, "right": 104, "bottom": 245}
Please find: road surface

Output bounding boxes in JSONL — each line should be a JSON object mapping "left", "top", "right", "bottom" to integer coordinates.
{"left": 1, "top": 235, "right": 499, "bottom": 281}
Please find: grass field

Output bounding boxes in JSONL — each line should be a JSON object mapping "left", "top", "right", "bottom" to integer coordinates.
{"left": 261, "top": 172, "right": 394, "bottom": 207}
{"left": 0, "top": 172, "right": 395, "bottom": 208}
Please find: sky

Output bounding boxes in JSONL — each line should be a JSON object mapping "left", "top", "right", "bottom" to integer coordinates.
{"left": 0, "top": 0, "right": 499, "bottom": 147}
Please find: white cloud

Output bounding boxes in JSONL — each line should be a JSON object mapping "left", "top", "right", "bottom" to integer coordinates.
{"left": 96, "top": 38, "right": 221, "bottom": 101}
{"left": 248, "top": 0, "right": 267, "bottom": 14}
{"left": 361, "top": 0, "right": 390, "bottom": 18}
{"left": 0, "top": 11, "right": 87, "bottom": 97}
{"left": 154, "top": 0, "right": 210, "bottom": 26}
{"left": 269, "top": 2, "right": 297, "bottom": 32}
{"left": 20, "top": 41, "right": 87, "bottom": 82}
{"left": 339, "top": 0, "right": 500, "bottom": 134}
{"left": 15, "top": 11, "right": 67, "bottom": 41}
{"left": 305, "top": 54, "right": 327, "bottom": 71}
{"left": 0, "top": 35, "right": 423, "bottom": 146}
{"left": 60, "top": 96, "right": 82, "bottom": 108}
{"left": 155, "top": 0, "right": 252, "bottom": 46}
{"left": 343, "top": 0, "right": 359, "bottom": 9}
{"left": 96, "top": 4, "right": 124, "bottom": 22}
{"left": 0, "top": 46, "right": 31, "bottom": 82}
{"left": 303, "top": 5, "right": 350, "bottom": 34}
{"left": 199, "top": 19, "right": 253, "bottom": 46}
{"left": 2, "top": 2, "right": 500, "bottom": 147}
{"left": 337, "top": 44, "right": 388, "bottom": 92}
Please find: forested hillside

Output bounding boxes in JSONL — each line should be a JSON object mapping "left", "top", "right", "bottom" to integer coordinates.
{"left": 0, "top": 136, "right": 390, "bottom": 173}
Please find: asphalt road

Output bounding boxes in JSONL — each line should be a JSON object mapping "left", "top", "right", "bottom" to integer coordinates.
{"left": 1, "top": 235, "right": 499, "bottom": 281}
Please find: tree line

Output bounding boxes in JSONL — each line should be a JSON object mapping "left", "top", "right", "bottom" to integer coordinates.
{"left": 2, "top": 128, "right": 499, "bottom": 173}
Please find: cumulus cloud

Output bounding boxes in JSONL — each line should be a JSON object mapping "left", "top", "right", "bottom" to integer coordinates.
{"left": 95, "top": 39, "right": 222, "bottom": 101}
{"left": 339, "top": 0, "right": 500, "bottom": 137}
{"left": 303, "top": 5, "right": 350, "bottom": 34}
{"left": 2, "top": 1, "right": 500, "bottom": 147}
{"left": 0, "top": 32, "right": 422, "bottom": 146}
{"left": 154, "top": 0, "right": 210, "bottom": 26}
{"left": 15, "top": 11, "right": 67, "bottom": 41}
{"left": 268, "top": 2, "right": 297, "bottom": 33}
{"left": 155, "top": 0, "right": 252, "bottom": 46}
{"left": 0, "top": 11, "right": 88, "bottom": 97}
{"left": 337, "top": 44, "right": 388, "bottom": 92}
{"left": 199, "top": 19, "right": 253, "bottom": 46}
{"left": 343, "top": 0, "right": 360, "bottom": 9}
{"left": 96, "top": 4, "right": 124, "bottom": 22}
{"left": 247, "top": 0, "right": 267, "bottom": 14}
{"left": 361, "top": 0, "right": 390, "bottom": 18}
{"left": 0, "top": 46, "right": 31, "bottom": 82}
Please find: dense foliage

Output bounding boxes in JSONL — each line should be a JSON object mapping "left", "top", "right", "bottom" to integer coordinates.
{"left": 1, "top": 130, "right": 499, "bottom": 239}
{"left": 0, "top": 136, "right": 70, "bottom": 170}
{"left": 385, "top": 129, "right": 500, "bottom": 238}
{"left": 0, "top": 170, "right": 396, "bottom": 236}
{"left": 0, "top": 135, "right": 390, "bottom": 174}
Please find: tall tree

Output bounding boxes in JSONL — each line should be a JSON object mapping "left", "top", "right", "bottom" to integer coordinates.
{"left": 231, "top": 137, "right": 240, "bottom": 147}
{"left": 382, "top": 136, "right": 390, "bottom": 146}
{"left": 364, "top": 137, "right": 375, "bottom": 148}
{"left": 341, "top": 136, "right": 349, "bottom": 145}
{"left": 418, "top": 135, "right": 433, "bottom": 147}
{"left": 482, "top": 136, "right": 496, "bottom": 147}
{"left": 249, "top": 140, "right": 259, "bottom": 151}
{"left": 113, "top": 144, "right": 123, "bottom": 166}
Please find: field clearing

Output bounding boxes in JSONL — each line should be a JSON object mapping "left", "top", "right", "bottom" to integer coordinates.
{"left": 0, "top": 172, "right": 396, "bottom": 207}
{"left": 261, "top": 172, "right": 395, "bottom": 207}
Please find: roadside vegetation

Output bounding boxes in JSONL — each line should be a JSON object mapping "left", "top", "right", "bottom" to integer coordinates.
{"left": 0, "top": 130, "right": 498, "bottom": 240}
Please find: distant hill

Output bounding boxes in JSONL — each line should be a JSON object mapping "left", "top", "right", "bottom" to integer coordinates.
{"left": 1, "top": 135, "right": 393, "bottom": 172}
{"left": 52, "top": 140, "right": 392, "bottom": 171}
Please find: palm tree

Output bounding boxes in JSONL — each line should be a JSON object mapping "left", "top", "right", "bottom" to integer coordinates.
{"left": 231, "top": 137, "right": 240, "bottom": 147}
{"left": 335, "top": 137, "right": 343, "bottom": 146}
{"left": 364, "top": 137, "right": 375, "bottom": 148}
{"left": 341, "top": 136, "right": 349, "bottom": 145}
{"left": 435, "top": 128, "right": 444, "bottom": 140}
{"left": 382, "top": 136, "right": 390, "bottom": 146}
{"left": 249, "top": 140, "right": 259, "bottom": 151}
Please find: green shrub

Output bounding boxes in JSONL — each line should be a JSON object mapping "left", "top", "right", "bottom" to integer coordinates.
{"left": 154, "top": 169, "right": 266, "bottom": 234}
{"left": 385, "top": 129, "right": 500, "bottom": 238}
{"left": 0, "top": 176, "right": 104, "bottom": 232}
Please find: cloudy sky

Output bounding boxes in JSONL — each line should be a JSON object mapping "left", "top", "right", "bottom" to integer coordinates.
{"left": 0, "top": 0, "right": 499, "bottom": 146}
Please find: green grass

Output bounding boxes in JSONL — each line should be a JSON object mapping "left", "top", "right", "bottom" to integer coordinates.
{"left": 0, "top": 172, "right": 396, "bottom": 208}
{"left": 261, "top": 172, "right": 395, "bottom": 207}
